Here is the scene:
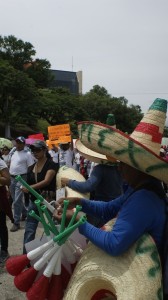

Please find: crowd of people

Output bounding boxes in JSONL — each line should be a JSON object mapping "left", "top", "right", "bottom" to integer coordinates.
{"left": 0, "top": 135, "right": 108, "bottom": 262}
{"left": 0, "top": 98, "right": 168, "bottom": 299}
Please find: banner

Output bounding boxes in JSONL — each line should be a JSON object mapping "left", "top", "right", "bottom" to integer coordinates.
{"left": 28, "top": 133, "right": 44, "bottom": 141}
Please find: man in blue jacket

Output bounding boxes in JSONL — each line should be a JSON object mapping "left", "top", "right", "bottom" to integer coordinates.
{"left": 61, "top": 140, "right": 123, "bottom": 227}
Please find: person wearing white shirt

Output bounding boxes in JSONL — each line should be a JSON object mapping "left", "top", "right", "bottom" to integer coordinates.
{"left": 59, "top": 142, "right": 74, "bottom": 168}
{"left": 49, "top": 144, "right": 59, "bottom": 164}
{"left": 9, "top": 136, "right": 34, "bottom": 232}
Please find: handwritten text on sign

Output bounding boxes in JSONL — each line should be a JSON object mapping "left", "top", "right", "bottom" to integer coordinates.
{"left": 48, "top": 124, "right": 70, "bottom": 140}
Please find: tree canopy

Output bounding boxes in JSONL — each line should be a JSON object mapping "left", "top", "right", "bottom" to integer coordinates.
{"left": 0, "top": 35, "right": 145, "bottom": 138}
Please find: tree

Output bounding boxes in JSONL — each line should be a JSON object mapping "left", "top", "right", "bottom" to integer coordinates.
{"left": 78, "top": 88, "right": 143, "bottom": 133}
{"left": 23, "top": 58, "right": 53, "bottom": 88}
{"left": 0, "top": 35, "right": 53, "bottom": 136}
{"left": 0, "top": 59, "right": 39, "bottom": 137}
{"left": 89, "top": 85, "right": 110, "bottom": 97}
{"left": 0, "top": 35, "right": 35, "bottom": 70}
{"left": 0, "top": 35, "right": 52, "bottom": 87}
{"left": 37, "top": 88, "right": 80, "bottom": 125}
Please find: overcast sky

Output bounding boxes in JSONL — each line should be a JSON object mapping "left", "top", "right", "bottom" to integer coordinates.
{"left": 1, "top": 0, "right": 168, "bottom": 115}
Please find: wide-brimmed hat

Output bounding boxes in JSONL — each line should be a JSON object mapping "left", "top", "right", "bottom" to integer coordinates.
{"left": 64, "top": 219, "right": 162, "bottom": 299}
{"left": 76, "top": 114, "right": 117, "bottom": 165}
{"left": 56, "top": 166, "right": 90, "bottom": 199}
{"left": 0, "top": 138, "right": 13, "bottom": 149}
{"left": 78, "top": 98, "right": 168, "bottom": 183}
{"left": 76, "top": 139, "right": 117, "bottom": 164}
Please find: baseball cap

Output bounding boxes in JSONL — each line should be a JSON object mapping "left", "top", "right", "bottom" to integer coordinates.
{"left": 15, "top": 136, "right": 25, "bottom": 143}
{"left": 30, "top": 140, "right": 47, "bottom": 150}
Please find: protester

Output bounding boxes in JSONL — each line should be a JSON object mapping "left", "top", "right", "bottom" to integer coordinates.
{"left": 9, "top": 136, "right": 34, "bottom": 232}
{"left": 61, "top": 139, "right": 123, "bottom": 227}
{"left": 21, "top": 140, "right": 59, "bottom": 254}
{"left": 0, "top": 154, "right": 13, "bottom": 264}
{"left": 73, "top": 149, "right": 81, "bottom": 172}
{"left": 59, "top": 142, "right": 74, "bottom": 168}
{"left": 48, "top": 144, "right": 59, "bottom": 164}
{"left": 54, "top": 98, "right": 168, "bottom": 262}
{"left": 2, "top": 146, "right": 12, "bottom": 168}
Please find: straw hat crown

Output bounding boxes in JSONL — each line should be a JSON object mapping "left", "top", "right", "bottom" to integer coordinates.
{"left": 130, "top": 98, "right": 167, "bottom": 155}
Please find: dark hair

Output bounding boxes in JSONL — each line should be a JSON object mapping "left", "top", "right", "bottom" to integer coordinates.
{"left": 137, "top": 178, "right": 167, "bottom": 200}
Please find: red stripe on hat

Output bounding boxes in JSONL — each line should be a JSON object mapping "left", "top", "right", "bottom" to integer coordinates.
{"left": 134, "top": 122, "right": 162, "bottom": 143}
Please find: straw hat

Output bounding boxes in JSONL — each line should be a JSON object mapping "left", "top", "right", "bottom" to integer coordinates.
{"left": 75, "top": 113, "right": 117, "bottom": 164}
{"left": 78, "top": 98, "right": 168, "bottom": 183}
{"left": 76, "top": 139, "right": 117, "bottom": 164}
{"left": 64, "top": 219, "right": 162, "bottom": 300}
{"left": 56, "top": 166, "right": 90, "bottom": 199}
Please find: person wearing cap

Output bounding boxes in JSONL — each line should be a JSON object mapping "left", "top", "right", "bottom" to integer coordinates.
{"left": 21, "top": 140, "right": 59, "bottom": 253}
{"left": 54, "top": 99, "right": 168, "bottom": 296}
{"left": 9, "top": 136, "right": 34, "bottom": 232}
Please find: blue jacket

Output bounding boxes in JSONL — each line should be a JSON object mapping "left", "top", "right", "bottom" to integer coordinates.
{"left": 79, "top": 187, "right": 166, "bottom": 256}
{"left": 68, "top": 164, "right": 123, "bottom": 200}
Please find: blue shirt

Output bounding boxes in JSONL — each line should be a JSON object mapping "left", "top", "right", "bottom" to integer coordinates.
{"left": 79, "top": 187, "right": 166, "bottom": 256}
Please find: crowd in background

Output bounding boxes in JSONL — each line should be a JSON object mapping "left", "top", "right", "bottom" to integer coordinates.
{"left": 0, "top": 136, "right": 96, "bottom": 264}
{"left": 0, "top": 135, "right": 168, "bottom": 264}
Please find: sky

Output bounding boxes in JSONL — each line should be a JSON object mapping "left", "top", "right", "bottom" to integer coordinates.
{"left": 1, "top": 0, "right": 168, "bottom": 115}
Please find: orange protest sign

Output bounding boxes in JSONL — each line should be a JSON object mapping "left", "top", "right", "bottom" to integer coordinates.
{"left": 55, "top": 136, "right": 71, "bottom": 144}
{"left": 48, "top": 124, "right": 70, "bottom": 140}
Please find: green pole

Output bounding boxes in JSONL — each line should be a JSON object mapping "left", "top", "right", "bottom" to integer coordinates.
{"left": 55, "top": 215, "right": 87, "bottom": 246}
{"left": 67, "top": 205, "right": 82, "bottom": 228}
{"left": 35, "top": 199, "right": 50, "bottom": 237}
{"left": 41, "top": 205, "right": 59, "bottom": 236}
{"left": 60, "top": 200, "right": 69, "bottom": 233}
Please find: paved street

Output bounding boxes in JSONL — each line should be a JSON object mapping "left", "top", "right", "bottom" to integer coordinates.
{"left": 0, "top": 219, "right": 43, "bottom": 300}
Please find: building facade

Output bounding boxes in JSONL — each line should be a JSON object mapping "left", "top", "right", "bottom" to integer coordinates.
{"left": 49, "top": 70, "right": 82, "bottom": 95}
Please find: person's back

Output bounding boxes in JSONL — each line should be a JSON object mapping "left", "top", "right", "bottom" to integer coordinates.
{"left": 63, "top": 163, "right": 122, "bottom": 200}
{"left": 92, "top": 164, "right": 122, "bottom": 200}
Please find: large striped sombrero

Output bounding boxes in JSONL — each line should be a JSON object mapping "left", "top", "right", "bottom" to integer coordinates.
{"left": 78, "top": 98, "right": 168, "bottom": 183}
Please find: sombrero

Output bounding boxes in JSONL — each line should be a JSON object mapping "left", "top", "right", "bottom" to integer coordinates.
{"left": 0, "top": 138, "right": 13, "bottom": 149}
{"left": 56, "top": 165, "right": 90, "bottom": 199}
{"left": 76, "top": 139, "right": 117, "bottom": 164}
{"left": 78, "top": 98, "right": 168, "bottom": 183}
{"left": 76, "top": 113, "right": 117, "bottom": 164}
{"left": 64, "top": 219, "right": 162, "bottom": 299}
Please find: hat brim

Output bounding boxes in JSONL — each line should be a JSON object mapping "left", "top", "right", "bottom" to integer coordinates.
{"left": 30, "top": 144, "right": 47, "bottom": 150}
{"left": 78, "top": 121, "right": 168, "bottom": 183}
{"left": 76, "top": 139, "right": 117, "bottom": 164}
{"left": 15, "top": 139, "right": 25, "bottom": 143}
{"left": 64, "top": 219, "right": 162, "bottom": 299}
